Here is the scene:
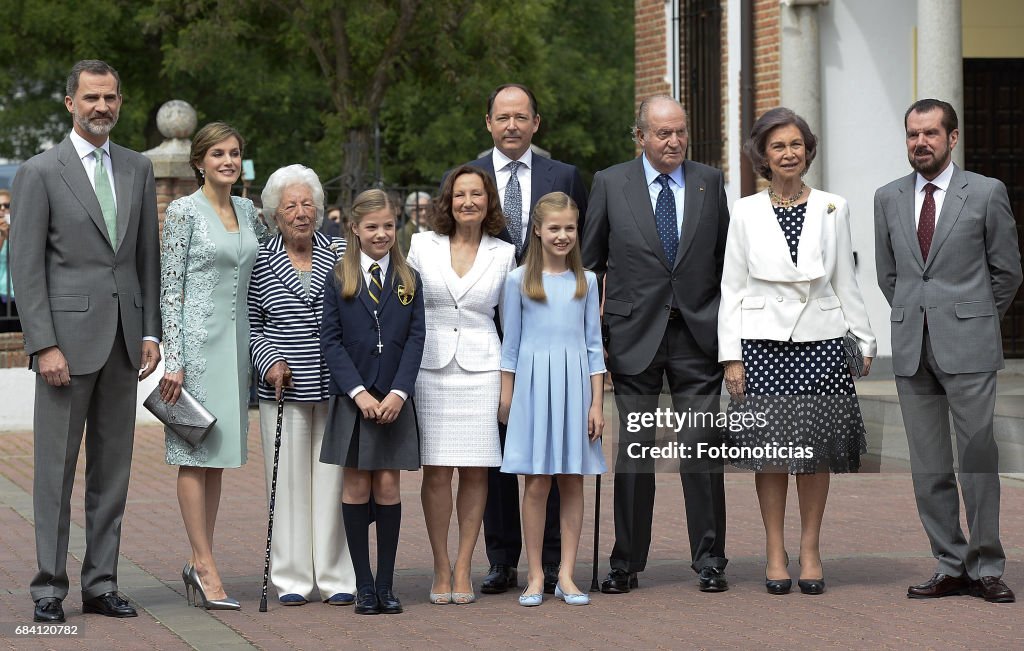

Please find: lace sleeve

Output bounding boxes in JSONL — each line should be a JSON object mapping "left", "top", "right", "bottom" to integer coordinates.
{"left": 243, "top": 198, "right": 269, "bottom": 242}
{"left": 160, "top": 199, "right": 190, "bottom": 373}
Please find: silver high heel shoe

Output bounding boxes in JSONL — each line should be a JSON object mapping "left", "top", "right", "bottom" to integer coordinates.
{"left": 182, "top": 563, "right": 195, "bottom": 606}
{"left": 187, "top": 564, "right": 241, "bottom": 610}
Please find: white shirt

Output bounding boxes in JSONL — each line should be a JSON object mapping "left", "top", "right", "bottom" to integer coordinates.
{"left": 914, "top": 161, "right": 955, "bottom": 228}
{"left": 348, "top": 251, "right": 407, "bottom": 402}
{"left": 69, "top": 130, "right": 117, "bottom": 208}
{"left": 492, "top": 147, "right": 533, "bottom": 246}
{"left": 641, "top": 154, "right": 685, "bottom": 236}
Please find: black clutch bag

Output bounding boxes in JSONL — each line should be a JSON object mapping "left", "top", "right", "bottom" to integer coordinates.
{"left": 842, "top": 332, "right": 864, "bottom": 378}
{"left": 144, "top": 385, "right": 217, "bottom": 448}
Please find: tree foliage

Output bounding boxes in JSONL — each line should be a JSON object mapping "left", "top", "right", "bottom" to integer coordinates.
{"left": 0, "top": 0, "right": 634, "bottom": 197}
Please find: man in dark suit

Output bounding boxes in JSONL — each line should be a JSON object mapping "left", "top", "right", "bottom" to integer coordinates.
{"left": 875, "top": 99, "right": 1021, "bottom": 603}
{"left": 582, "top": 95, "right": 730, "bottom": 594}
{"left": 464, "top": 83, "right": 588, "bottom": 594}
{"left": 10, "top": 60, "right": 161, "bottom": 622}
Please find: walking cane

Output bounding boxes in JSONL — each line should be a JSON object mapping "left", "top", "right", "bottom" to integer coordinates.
{"left": 259, "top": 397, "right": 285, "bottom": 612}
{"left": 590, "top": 474, "right": 601, "bottom": 592}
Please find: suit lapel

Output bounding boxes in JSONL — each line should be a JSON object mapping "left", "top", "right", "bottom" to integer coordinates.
{"left": 674, "top": 161, "right": 704, "bottom": 270}
{"left": 110, "top": 143, "right": 135, "bottom": 252}
{"left": 925, "top": 166, "right": 967, "bottom": 268}
{"left": 623, "top": 158, "right": 669, "bottom": 270}
{"left": 529, "top": 157, "right": 554, "bottom": 213}
{"left": 308, "top": 233, "right": 338, "bottom": 307}
{"left": 895, "top": 173, "right": 925, "bottom": 269}
{"left": 266, "top": 236, "right": 310, "bottom": 305}
{"left": 794, "top": 190, "right": 825, "bottom": 280}
{"left": 57, "top": 138, "right": 110, "bottom": 247}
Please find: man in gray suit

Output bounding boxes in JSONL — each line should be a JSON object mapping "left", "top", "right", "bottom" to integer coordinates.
{"left": 875, "top": 98, "right": 1021, "bottom": 603}
{"left": 10, "top": 60, "right": 161, "bottom": 622}
{"left": 582, "top": 95, "right": 730, "bottom": 594}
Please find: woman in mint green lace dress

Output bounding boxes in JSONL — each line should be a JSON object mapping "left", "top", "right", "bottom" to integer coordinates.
{"left": 159, "top": 123, "right": 265, "bottom": 608}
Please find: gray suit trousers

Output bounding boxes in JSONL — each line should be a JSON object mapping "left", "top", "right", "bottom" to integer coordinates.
{"left": 31, "top": 322, "right": 137, "bottom": 601}
{"left": 895, "top": 334, "right": 1004, "bottom": 580}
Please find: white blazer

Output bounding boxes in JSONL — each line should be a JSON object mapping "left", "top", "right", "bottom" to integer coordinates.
{"left": 718, "top": 188, "right": 876, "bottom": 362}
{"left": 407, "top": 230, "right": 517, "bottom": 371}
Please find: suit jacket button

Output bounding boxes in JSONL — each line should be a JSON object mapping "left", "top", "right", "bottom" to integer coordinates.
{"left": 454, "top": 327, "right": 458, "bottom": 332}
{"left": 664, "top": 305, "right": 670, "bottom": 311}
{"left": 923, "top": 275, "right": 930, "bottom": 281}
{"left": 112, "top": 292, "right": 118, "bottom": 298}
{"left": 800, "top": 297, "right": 806, "bottom": 303}
{"left": 776, "top": 296, "right": 783, "bottom": 302}
{"left": 920, "top": 306, "right": 924, "bottom": 312}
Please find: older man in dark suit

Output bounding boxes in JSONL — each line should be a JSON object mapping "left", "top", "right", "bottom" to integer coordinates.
{"left": 875, "top": 99, "right": 1021, "bottom": 603}
{"left": 462, "top": 83, "right": 589, "bottom": 595}
{"left": 10, "top": 60, "right": 161, "bottom": 622}
{"left": 582, "top": 95, "right": 730, "bottom": 594}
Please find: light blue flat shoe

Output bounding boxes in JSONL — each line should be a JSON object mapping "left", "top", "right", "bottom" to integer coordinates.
{"left": 554, "top": 583, "right": 590, "bottom": 606}
{"left": 518, "top": 590, "right": 543, "bottom": 607}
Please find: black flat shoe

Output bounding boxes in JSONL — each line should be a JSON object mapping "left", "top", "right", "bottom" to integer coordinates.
{"left": 34, "top": 597, "right": 65, "bottom": 623}
{"left": 82, "top": 592, "right": 137, "bottom": 617}
{"left": 600, "top": 569, "right": 638, "bottom": 594}
{"left": 766, "top": 577, "right": 792, "bottom": 595}
{"left": 542, "top": 563, "right": 560, "bottom": 595}
{"left": 798, "top": 578, "right": 825, "bottom": 595}
{"left": 353, "top": 587, "right": 380, "bottom": 615}
{"left": 376, "top": 587, "right": 403, "bottom": 614}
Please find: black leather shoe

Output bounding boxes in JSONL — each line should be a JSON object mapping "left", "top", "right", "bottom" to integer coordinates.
{"left": 971, "top": 576, "right": 1015, "bottom": 603}
{"left": 907, "top": 573, "right": 970, "bottom": 599}
{"left": 698, "top": 567, "right": 729, "bottom": 592}
{"left": 765, "top": 576, "right": 792, "bottom": 595}
{"left": 480, "top": 564, "right": 517, "bottom": 594}
{"left": 798, "top": 578, "right": 825, "bottom": 595}
{"left": 542, "top": 563, "right": 559, "bottom": 595}
{"left": 353, "top": 587, "right": 380, "bottom": 615}
{"left": 600, "top": 569, "right": 638, "bottom": 594}
{"left": 34, "top": 597, "right": 65, "bottom": 623}
{"left": 82, "top": 592, "right": 138, "bottom": 618}
{"left": 376, "top": 587, "right": 403, "bottom": 614}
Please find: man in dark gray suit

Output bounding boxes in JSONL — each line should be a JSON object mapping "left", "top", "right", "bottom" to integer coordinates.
{"left": 875, "top": 99, "right": 1021, "bottom": 603}
{"left": 582, "top": 95, "right": 730, "bottom": 594}
{"left": 10, "top": 60, "right": 161, "bottom": 622}
{"left": 463, "top": 83, "right": 589, "bottom": 595}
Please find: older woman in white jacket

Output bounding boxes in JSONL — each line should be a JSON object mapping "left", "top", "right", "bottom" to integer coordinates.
{"left": 718, "top": 108, "right": 875, "bottom": 597}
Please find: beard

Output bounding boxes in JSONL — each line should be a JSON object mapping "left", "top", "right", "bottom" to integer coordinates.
{"left": 74, "top": 107, "right": 118, "bottom": 137}
{"left": 909, "top": 140, "right": 951, "bottom": 177}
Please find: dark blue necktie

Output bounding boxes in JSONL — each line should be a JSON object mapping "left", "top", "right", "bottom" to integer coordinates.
{"left": 504, "top": 161, "right": 523, "bottom": 257}
{"left": 655, "top": 174, "right": 678, "bottom": 264}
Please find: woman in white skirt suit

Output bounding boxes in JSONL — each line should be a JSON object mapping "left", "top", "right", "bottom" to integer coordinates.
{"left": 407, "top": 165, "right": 516, "bottom": 604}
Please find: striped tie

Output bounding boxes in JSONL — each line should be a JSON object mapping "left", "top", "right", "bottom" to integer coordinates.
{"left": 368, "top": 262, "right": 383, "bottom": 303}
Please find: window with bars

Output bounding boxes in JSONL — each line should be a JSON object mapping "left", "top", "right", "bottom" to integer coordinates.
{"left": 682, "top": 0, "right": 724, "bottom": 166}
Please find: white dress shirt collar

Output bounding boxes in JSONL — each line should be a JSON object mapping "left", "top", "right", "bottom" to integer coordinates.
{"left": 915, "top": 160, "right": 955, "bottom": 195}
{"left": 360, "top": 250, "right": 390, "bottom": 279}
{"left": 492, "top": 146, "right": 533, "bottom": 173}
{"left": 70, "top": 130, "right": 110, "bottom": 162}
{"left": 641, "top": 154, "right": 684, "bottom": 189}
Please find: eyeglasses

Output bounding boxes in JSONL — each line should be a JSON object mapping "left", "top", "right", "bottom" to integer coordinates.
{"left": 0, "top": 203, "right": 9, "bottom": 210}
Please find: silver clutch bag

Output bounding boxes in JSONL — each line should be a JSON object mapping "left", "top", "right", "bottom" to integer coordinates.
{"left": 842, "top": 332, "right": 864, "bottom": 378}
{"left": 144, "top": 385, "right": 217, "bottom": 448}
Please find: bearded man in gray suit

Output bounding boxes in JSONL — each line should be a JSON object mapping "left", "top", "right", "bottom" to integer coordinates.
{"left": 875, "top": 98, "right": 1021, "bottom": 603}
{"left": 582, "top": 95, "right": 730, "bottom": 595}
{"left": 10, "top": 60, "right": 161, "bottom": 622}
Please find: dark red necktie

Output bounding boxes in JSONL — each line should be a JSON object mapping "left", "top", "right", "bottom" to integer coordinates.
{"left": 918, "top": 183, "right": 937, "bottom": 260}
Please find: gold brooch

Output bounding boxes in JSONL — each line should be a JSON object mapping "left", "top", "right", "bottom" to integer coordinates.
{"left": 827, "top": 203, "right": 836, "bottom": 214}
{"left": 397, "top": 284, "right": 413, "bottom": 306}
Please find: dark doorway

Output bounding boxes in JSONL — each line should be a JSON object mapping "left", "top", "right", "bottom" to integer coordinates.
{"left": 964, "top": 58, "right": 1024, "bottom": 356}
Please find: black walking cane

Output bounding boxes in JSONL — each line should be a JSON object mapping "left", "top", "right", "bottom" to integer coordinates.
{"left": 590, "top": 474, "right": 602, "bottom": 592}
{"left": 259, "top": 397, "right": 285, "bottom": 612}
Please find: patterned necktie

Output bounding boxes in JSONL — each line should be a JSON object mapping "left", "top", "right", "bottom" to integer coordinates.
{"left": 92, "top": 149, "right": 117, "bottom": 248}
{"left": 504, "top": 161, "right": 523, "bottom": 256}
{"left": 368, "top": 262, "right": 383, "bottom": 303}
{"left": 655, "top": 174, "right": 679, "bottom": 264}
{"left": 918, "top": 182, "right": 937, "bottom": 260}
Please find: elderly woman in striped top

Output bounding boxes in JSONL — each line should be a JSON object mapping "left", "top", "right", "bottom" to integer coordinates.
{"left": 247, "top": 164, "right": 356, "bottom": 606}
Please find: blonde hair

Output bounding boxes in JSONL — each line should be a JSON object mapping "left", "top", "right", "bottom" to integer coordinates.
{"left": 520, "top": 192, "right": 586, "bottom": 301}
{"left": 335, "top": 189, "right": 416, "bottom": 300}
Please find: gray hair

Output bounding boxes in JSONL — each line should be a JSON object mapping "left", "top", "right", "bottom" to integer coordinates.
{"left": 404, "top": 191, "right": 431, "bottom": 214}
{"left": 261, "top": 164, "right": 325, "bottom": 235}
{"left": 632, "top": 94, "right": 686, "bottom": 144}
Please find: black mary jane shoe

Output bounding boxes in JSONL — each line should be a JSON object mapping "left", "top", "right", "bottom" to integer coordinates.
{"left": 353, "top": 587, "right": 380, "bottom": 615}
{"left": 376, "top": 587, "right": 403, "bottom": 614}
{"left": 798, "top": 578, "right": 826, "bottom": 595}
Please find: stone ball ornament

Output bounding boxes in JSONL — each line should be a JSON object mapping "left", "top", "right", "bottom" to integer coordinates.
{"left": 156, "top": 100, "right": 197, "bottom": 140}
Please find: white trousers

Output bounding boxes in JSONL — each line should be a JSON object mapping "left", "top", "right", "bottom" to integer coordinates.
{"left": 259, "top": 400, "right": 355, "bottom": 599}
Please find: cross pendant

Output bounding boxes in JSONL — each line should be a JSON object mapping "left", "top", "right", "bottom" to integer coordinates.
{"left": 376, "top": 341, "right": 383, "bottom": 354}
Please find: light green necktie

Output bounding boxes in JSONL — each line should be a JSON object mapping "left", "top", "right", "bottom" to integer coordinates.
{"left": 92, "top": 148, "right": 117, "bottom": 248}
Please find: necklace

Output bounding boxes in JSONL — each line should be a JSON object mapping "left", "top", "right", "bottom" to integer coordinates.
{"left": 768, "top": 183, "right": 806, "bottom": 208}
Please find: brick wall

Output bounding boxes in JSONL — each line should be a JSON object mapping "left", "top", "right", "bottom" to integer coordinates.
{"left": 753, "top": 0, "right": 781, "bottom": 120}
{"left": 0, "top": 332, "right": 26, "bottom": 369}
{"left": 156, "top": 177, "right": 198, "bottom": 236}
{"left": 635, "top": 0, "right": 673, "bottom": 111}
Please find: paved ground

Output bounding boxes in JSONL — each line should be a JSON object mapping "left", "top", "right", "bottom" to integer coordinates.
{"left": 0, "top": 392, "right": 1022, "bottom": 650}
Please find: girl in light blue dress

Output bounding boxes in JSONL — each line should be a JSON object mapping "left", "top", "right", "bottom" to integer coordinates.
{"left": 498, "top": 192, "right": 607, "bottom": 607}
